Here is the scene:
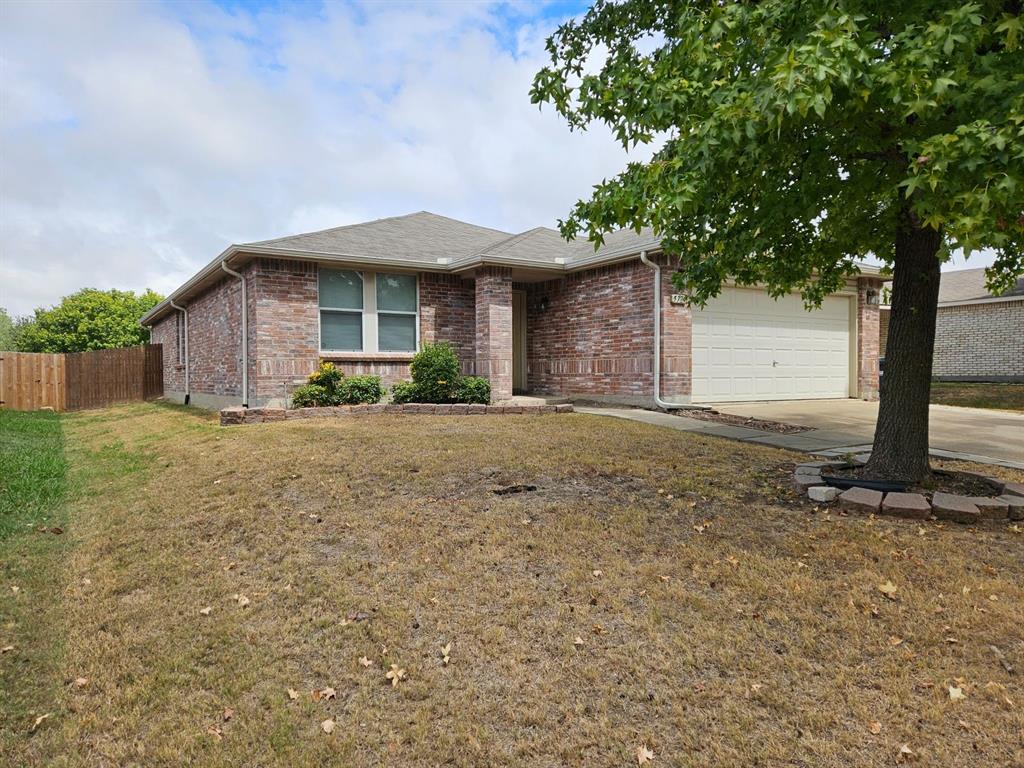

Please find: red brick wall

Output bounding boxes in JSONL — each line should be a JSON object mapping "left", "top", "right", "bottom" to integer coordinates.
{"left": 151, "top": 314, "right": 184, "bottom": 394}
{"left": 525, "top": 259, "right": 660, "bottom": 398}
{"left": 475, "top": 267, "right": 513, "bottom": 400}
{"left": 420, "top": 273, "right": 476, "bottom": 374}
{"left": 857, "top": 277, "right": 882, "bottom": 400}
{"left": 250, "top": 259, "right": 320, "bottom": 403}
{"left": 188, "top": 272, "right": 248, "bottom": 400}
{"left": 659, "top": 264, "right": 691, "bottom": 398}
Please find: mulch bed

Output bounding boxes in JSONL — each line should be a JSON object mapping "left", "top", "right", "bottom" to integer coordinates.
{"left": 823, "top": 465, "right": 1001, "bottom": 498}
{"left": 675, "top": 408, "right": 812, "bottom": 434}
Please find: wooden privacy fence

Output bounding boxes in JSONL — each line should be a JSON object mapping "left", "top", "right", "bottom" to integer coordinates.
{"left": 0, "top": 345, "right": 163, "bottom": 412}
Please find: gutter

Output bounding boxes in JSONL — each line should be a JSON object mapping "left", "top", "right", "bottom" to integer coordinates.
{"left": 169, "top": 300, "right": 190, "bottom": 405}
{"left": 639, "top": 251, "right": 708, "bottom": 411}
{"left": 220, "top": 260, "right": 249, "bottom": 408}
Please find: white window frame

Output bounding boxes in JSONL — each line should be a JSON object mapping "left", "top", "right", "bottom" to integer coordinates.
{"left": 317, "top": 267, "right": 419, "bottom": 353}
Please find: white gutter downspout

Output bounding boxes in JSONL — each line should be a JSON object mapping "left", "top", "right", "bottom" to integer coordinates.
{"left": 639, "top": 251, "right": 708, "bottom": 411}
{"left": 220, "top": 261, "right": 249, "bottom": 408}
{"left": 169, "top": 300, "right": 190, "bottom": 405}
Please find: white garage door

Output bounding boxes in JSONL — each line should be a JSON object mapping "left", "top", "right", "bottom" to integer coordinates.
{"left": 691, "top": 287, "right": 852, "bottom": 403}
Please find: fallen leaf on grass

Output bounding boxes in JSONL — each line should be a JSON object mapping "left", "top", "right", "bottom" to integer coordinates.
{"left": 636, "top": 744, "right": 655, "bottom": 764}
{"left": 73, "top": 677, "right": 89, "bottom": 688}
{"left": 199, "top": 607, "right": 213, "bottom": 616}
{"left": 30, "top": 713, "right": 51, "bottom": 732}
{"left": 573, "top": 636, "right": 585, "bottom": 647}
{"left": 1, "top": 645, "right": 14, "bottom": 654}
{"left": 321, "top": 719, "right": 335, "bottom": 734}
{"left": 898, "top": 743, "right": 915, "bottom": 761}
{"left": 231, "top": 594, "right": 250, "bottom": 607}
{"left": 223, "top": 708, "right": 234, "bottom": 722}
{"left": 949, "top": 685, "right": 966, "bottom": 702}
{"left": 359, "top": 656, "right": 374, "bottom": 668}
{"left": 868, "top": 720, "right": 882, "bottom": 735}
{"left": 441, "top": 643, "right": 451, "bottom": 665}
{"left": 888, "top": 636, "right": 904, "bottom": 647}
{"left": 287, "top": 689, "right": 299, "bottom": 700}
{"left": 592, "top": 569, "right": 603, "bottom": 577}
{"left": 386, "top": 665, "right": 406, "bottom": 687}
{"left": 207, "top": 725, "right": 223, "bottom": 740}
{"left": 312, "top": 687, "right": 336, "bottom": 702}
{"left": 11, "top": 586, "right": 20, "bottom": 594}
{"left": 877, "top": 581, "right": 898, "bottom": 600}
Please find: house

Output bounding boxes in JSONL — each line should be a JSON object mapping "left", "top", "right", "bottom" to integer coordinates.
{"left": 141, "top": 211, "right": 884, "bottom": 409}
{"left": 879, "top": 268, "right": 1024, "bottom": 383}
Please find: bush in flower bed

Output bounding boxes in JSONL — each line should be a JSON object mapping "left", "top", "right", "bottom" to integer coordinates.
{"left": 290, "top": 363, "right": 383, "bottom": 408}
{"left": 391, "top": 342, "right": 491, "bottom": 405}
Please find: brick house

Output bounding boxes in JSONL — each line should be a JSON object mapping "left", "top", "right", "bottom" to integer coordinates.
{"left": 879, "top": 268, "right": 1024, "bottom": 383}
{"left": 142, "top": 211, "right": 885, "bottom": 409}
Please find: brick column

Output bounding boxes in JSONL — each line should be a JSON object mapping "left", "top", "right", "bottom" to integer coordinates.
{"left": 857, "top": 277, "right": 882, "bottom": 401}
{"left": 475, "top": 267, "right": 513, "bottom": 402}
{"left": 660, "top": 264, "right": 692, "bottom": 398}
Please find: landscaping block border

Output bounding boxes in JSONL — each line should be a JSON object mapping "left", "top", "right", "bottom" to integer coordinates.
{"left": 221, "top": 402, "right": 574, "bottom": 426}
{"left": 793, "top": 459, "right": 1023, "bottom": 525}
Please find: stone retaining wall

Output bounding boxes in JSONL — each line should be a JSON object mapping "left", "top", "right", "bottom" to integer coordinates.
{"left": 221, "top": 402, "right": 574, "bottom": 425}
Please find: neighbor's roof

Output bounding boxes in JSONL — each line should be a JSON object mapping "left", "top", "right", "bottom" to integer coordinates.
{"left": 937, "top": 267, "right": 1024, "bottom": 304}
{"left": 140, "top": 211, "right": 878, "bottom": 325}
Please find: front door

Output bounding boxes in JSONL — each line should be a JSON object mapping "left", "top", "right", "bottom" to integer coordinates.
{"left": 512, "top": 291, "right": 527, "bottom": 394}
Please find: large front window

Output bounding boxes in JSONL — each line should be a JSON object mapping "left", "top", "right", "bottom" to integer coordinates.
{"left": 318, "top": 268, "right": 418, "bottom": 353}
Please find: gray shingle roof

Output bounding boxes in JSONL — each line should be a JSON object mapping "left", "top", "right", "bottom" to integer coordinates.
{"left": 938, "top": 267, "right": 1024, "bottom": 303}
{"left": 242, "top": 211, "right": 658, "bottom": 266}
{"left": 244, "top": 211, "right": 513, "bottom": 263}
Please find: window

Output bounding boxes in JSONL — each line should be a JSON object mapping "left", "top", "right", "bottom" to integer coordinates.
{"left": 376, "top": 273, "right": 417, "bottom": 351}
{"left": 318, "top": 268, "right": 418, "bottom": 353}
{"left": 319, "top": 269, "right": 364, "bottom": 351}
{"left": 175, "top": 312, "right": 186, "bottom": 363}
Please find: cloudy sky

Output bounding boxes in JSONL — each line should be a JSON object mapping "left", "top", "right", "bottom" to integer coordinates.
{"left": 0, "top": 0, "right": 993, "bottom": 317}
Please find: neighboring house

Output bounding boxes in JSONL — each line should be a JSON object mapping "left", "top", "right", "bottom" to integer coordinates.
{"left": 879, "top": 268, "right": 1024, "bottom": 383}
{"left": 141, "top": 211, "right": 884, "bottom": 409}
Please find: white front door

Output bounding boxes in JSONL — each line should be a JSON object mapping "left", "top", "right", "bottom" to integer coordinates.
{"left": 691, "top": 287, "right": 852, "bottom": 403}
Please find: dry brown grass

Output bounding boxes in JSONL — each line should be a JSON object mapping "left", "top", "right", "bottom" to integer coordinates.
{"left": 3, "top": 402, "right": 1023, "bottom": 767}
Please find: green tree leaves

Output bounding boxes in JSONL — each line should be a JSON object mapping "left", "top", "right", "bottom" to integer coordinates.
{"left": 15, "top": 288, "right": 163, "bottom": 353}
{"left": 531, "top": 0, "right": 1023, "bottom": 303}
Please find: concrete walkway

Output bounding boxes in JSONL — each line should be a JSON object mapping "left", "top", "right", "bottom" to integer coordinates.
{"left": 576, "top": 401, "right": 1024, "bottom": 470}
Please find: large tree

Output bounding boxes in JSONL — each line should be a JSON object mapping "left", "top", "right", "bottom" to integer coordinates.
{"left": 532, "top": 0, "right": 1023, "bottom": 482}
{"left": 16, "top": 288, "right": 163, "bottom": 353}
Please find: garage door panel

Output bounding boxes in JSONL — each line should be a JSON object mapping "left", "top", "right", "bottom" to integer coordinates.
{"left": 692, "top": 288, "right": 852, "bottom": 403}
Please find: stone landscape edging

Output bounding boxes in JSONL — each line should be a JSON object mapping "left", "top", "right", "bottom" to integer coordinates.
{"left": 793, "top": 461, "right": 1024, "bottom": 525}
{"left": 221, "top": 402, "right": 574, "bottom": 426}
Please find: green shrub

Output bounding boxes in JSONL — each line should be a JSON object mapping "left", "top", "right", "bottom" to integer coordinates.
{"left": 307, "top": 362, "right": 343, "bottom": 390}
{"left": 390, "top": 381, "right": 419, "bottom": 405}
{"left": 290, "top": 384, "right": 333, "bottom": 408}
{"left": 336, "top": 375, "right": 384, "bottom": 405}
{"left": 452, "top": 376, "right": 490, "bottom": 404}
{"left": 409, "top": 342, "right": 460, "bottom": 403}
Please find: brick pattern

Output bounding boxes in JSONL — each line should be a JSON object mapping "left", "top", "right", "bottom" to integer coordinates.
{"left": 151, "top": 314, "right": 184, "bottom": 394}
{"left": 659, "top": 262, "right": 691, "bottom": 397}
{"left": 419, "top": 273, "right": 476, "bottom": 374}
{"left": 932, "top": 300, "right": 1024, "bottom": 380}
{"left": 857, "top": 278, "right": 882, "bottom": 400}
{"left": 524, "top": 260, "right": 660, "bottom": 398}
{"left": 250, "top": 259, "right": 319, "bottom": 403}
{"left": 221, "top": 402, "right": 575, "bottom": 425}
{"left": 475, "top": 267, "right": 513, "bottom": 401}
{"left": 187, "top": 272, "right": 248, "bottom": 400}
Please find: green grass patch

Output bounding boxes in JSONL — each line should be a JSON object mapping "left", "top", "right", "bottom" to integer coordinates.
{"left": 0, "top": 410, "right": 68, "bottom": 541}
{"left": 0, "top": 410, "right": 71, "bottom": 748}
{"left": 930, "top": 382, "right": 1024, "bottom": 412}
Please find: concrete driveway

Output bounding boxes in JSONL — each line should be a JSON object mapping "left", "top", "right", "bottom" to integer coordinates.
{"left": 714, "top": 399, "right": 1024, "bottom": 466}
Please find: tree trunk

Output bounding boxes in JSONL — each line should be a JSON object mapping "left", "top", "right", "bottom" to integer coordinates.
{"left": 863, "top": 212, "right": 942, "bottom": 482}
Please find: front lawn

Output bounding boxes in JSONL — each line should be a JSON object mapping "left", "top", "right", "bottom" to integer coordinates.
{"left": 931, "top": 382, "right": 1024, "bottom": 412}
{"left": 2, "top": 403, "right": 1021, "bottom": 766}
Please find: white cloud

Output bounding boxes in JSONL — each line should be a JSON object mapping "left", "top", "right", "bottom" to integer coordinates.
{"left": 0, "top": 1, "right": 992, "bottom": 317}
{"left": 0, "top": 0, "right": 647, "bottom": 315}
